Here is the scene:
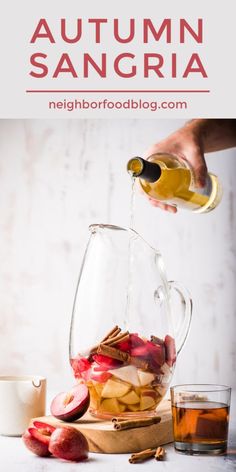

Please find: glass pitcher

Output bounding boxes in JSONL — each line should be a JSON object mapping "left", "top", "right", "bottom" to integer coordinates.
{"left": 69, "top": 224, "right": 192, "bottom": 418}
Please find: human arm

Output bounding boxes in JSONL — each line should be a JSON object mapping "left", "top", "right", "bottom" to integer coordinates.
{"left": 144, "top": 119, "right": 236, "bottom": 213}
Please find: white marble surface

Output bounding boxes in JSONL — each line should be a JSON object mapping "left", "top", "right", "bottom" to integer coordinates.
{"left": 0, "top": 119, "right": 235, "bottom": 393}
{"left": 0, "top": 392, "right": 235, "bottom": 472}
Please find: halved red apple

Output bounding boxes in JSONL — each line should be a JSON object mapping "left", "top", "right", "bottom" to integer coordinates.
{"left": 50, "top": 384, "right": 90, "bottom": 422}
{"left": 49, "top": 426, "right": 89, "bottom": 462}
{"left": 22, "top": 421, "right": 56, "bottom": 457}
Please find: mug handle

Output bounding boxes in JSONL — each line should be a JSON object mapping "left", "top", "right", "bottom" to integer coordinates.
{"left": 168, "top": 281, "right": 193, "bottom": 355}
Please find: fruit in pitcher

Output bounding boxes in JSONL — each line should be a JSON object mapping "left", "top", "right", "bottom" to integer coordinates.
{"left": 93, "top": 354, "right": 122, "bottom": 370}
{"left": 50, "top": 384, "right": 90, "bottom": 422}
{"left": 164, "top": 335, "right": 176, "bottom": 366}
{"left": 70, "top": 357, "right": 91, "bottom": 378}
{"left": 138, "top": 370, "right": 155, "bottom": 386}
{"left": 90, "top": 364, "right": 112, "bottom": 382}
{"left": 119, "top": 390, "right": 140, "bottom": 405}
{"left": 49, "top": 426, "right": 89, "bottom": 462}
{"left": 100, "top": 398, "right": 126, "bottom": 413}
{"left": 140, "top": 389, "right": 158, "bottom": 410}
{"left": 71, "top": 327, "right": 176, "bottom": 415}
{"left": 101, "top": 378, "right": 131, "bottom": 398}
{"left": 109, "top": 365, "right": 140, "bottom": 386}
{"left": 22, "top": 421, "right": 55, "bottom": 457}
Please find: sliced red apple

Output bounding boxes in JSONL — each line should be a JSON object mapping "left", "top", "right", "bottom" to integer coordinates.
{"left": 90, "top": 364, "right": 112, "bottom": 383}
{"left": 130, "top": 333, "right": 146, "bottom": 347}
{"left": 146, "top": 341, "right": 165, "bottom": 365}
{"left": 131, "top": 345, "right": 149, "bottom": 358}
{"left": 22, "top": 421, "right": 56, "bottom": 457}
{"left": 50, "top": 384, "right": 90, "bottom": 422}
{"left": 164, "top": 335, "right": 176, "bottom": 366}
{"left": 70, "top": 357, "right": 91, "bottom": 378}
{"left": 93, "top": 354, "right": 123, "bottom": 370}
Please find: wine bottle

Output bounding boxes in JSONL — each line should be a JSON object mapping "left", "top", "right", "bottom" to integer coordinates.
{"left": 127, "top": 153, "right": 222, "bottom": 213}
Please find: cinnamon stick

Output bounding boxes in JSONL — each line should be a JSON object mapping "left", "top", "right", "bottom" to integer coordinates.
{"left": 113, "top": 416, "right": 161, "bottom": 430}
{"left": 97, "top": 343, "right": 149, "bottom": 370}
{"left": 129, "top": 448, "right": 156, "bottom": 463}
{"left": 89, "top": 325, "right": 121, "bottom": 356}
{"left": 103, "top": 331, "right": 129, "bottom": 346}
{"left": 129, "top": 445, "right": 166, "bottom": 463}
{"left": 154, "top": 446, "right": 166, "bottom": 461}
{"left": 101, "top": 325, "right": 121, "bottom": 342}
{"left": 97, "top": 344, "right": 129, "bottom": 363}
{"left": 129, "top": 356, "right": 149, "bottom": 370}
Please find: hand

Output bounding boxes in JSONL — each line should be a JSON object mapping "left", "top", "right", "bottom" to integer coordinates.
{"left": 143, "top": 121, "right": 208, "bottom": 213}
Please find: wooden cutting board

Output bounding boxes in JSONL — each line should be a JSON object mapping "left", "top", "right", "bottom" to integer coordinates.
{"left": 32, "top": 400, "right": 173, "bottom": 454}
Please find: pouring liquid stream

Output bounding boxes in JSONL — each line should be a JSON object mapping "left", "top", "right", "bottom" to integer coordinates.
{"left": 124, "top": 175, "right": 136, "bottom": 330}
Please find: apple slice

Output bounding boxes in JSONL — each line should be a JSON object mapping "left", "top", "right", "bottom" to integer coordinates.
{"left": 161, "top": 362, "right": 172, "bottom": 376}
{"left": 140, "top": 388, "right": 158, "bottom": 410}
{"left": 50, "top": 384, "right": 90, "bottom": 422}
{"left": 164, "top": 335, "right": 176, "bottom": 366}
{"left": 93, "top": 354, "right": 122, "bottom": 370}
{"left": 70, "top": 357, "right": 91, "bottom": 378}
{"left": 155, "top": 385, "right": 168, "bottom": 397}
{"left": 138, "top": 370, "right": 155, "bottom": 386}
{"left": 146, "top": 341, "right": 165, "bottom": 366}
{"left": 127, "top": 403, "right": 140, "bottom": 412}
{"left": 90, "top": 364, "right": 112, "bottom": 383}
{"left": 131, "top": 345, "right": 149, "bottom": 358}
{"left": 110, "top": 365, "right": 140, "bottom": 387}
{"left": 92, "top": 381, "right": 104, "bottom": 397}
{"left": 119, "top": 390, "right": 140, "bottom": 405}
{"left": 89, "top": 386, "right": 99, "bottom": 409}
{"left": 134, "top": 386, "right": 141, "bottom": 396}
{"left": 130, "top": 333, "right": 146, "bottom": 347}
{"left": 160, "top": 362, "right": 172, "bottom": 384}
{"left": 100, "top": 398, "right": 125, "bottom": 414}
{"left": 101, "top": 378, "right": 131, "bottom": 398}
{"left": 116, "top": 336, "right": 132, "bottom": 352}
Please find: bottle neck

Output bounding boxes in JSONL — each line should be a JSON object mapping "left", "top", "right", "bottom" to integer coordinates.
{"left": 127, "top": 157, "right": 161, "bottom": 183}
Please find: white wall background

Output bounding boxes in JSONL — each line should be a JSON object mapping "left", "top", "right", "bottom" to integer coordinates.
{"left": 0, "top": 119, "right": 235, "bottom": 392}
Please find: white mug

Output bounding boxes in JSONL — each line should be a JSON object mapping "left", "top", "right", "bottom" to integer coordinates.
{"left": 0, "top": 376, "right": 46, "bottom": 436}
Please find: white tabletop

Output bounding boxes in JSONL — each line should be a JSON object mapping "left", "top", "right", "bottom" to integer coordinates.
{"left": 1, "top": 393, "right": 235, "bottom": 472}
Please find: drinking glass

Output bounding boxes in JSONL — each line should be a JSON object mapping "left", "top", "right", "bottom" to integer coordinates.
{"left": 171, "top": 384, "right": 231, "bottom": 454}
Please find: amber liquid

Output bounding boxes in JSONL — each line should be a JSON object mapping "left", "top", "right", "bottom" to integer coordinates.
{"left": 172, "top": 401, "right": 229, "bottom": 454}
{"left": 139, "top": 155, "right": 222, "bottom": 213}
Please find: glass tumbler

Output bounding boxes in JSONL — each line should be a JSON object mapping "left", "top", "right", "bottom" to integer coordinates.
{"left": 171, "top": 384, "right": 231, "bottom": 454}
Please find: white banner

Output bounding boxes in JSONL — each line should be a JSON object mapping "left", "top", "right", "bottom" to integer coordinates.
{"left": 0, "top": 0, "right": 235, "bottom": 117}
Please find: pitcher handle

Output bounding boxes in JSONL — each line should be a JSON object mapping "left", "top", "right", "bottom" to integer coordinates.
{"left": 168, "top": 281, "right": 193, "bottom": 355}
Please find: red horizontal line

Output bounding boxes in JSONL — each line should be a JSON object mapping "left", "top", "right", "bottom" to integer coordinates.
{"left": 26, "top": 89, "right": 210, "bottom": 93}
